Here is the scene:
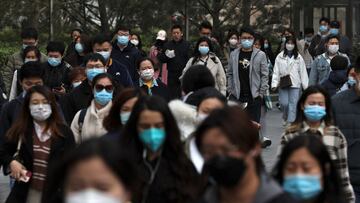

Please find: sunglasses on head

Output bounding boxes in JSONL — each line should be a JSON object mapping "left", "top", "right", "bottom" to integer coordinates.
{"left": 95, "top": 84, "right": 114, "bottom": 93}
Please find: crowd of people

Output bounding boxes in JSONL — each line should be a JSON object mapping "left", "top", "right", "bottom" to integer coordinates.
{"left": 0, "top": 16, "right": 359, "bottom": 203}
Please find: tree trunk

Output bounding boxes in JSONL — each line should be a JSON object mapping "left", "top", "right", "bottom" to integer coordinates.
{"left": 98, "top": 0, "right": 110, "bottom": 33}
{"left": 241, "top": 0, "right": 251, "bottom": 26}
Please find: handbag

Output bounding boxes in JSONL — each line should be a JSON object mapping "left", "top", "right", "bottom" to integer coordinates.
{"left": 279, "top": 75, "right": 292, "bottom": 88}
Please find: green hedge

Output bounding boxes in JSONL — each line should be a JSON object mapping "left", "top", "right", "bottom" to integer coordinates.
{"left": 0, "top": 43, "right": 19, "bottom": 68}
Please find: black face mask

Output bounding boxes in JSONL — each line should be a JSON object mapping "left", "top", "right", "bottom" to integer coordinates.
{"left": 204, "top": 155, "right": 247, "bottom": 188}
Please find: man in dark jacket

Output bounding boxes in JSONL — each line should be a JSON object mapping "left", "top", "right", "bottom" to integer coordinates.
{"left": 43, "top": 41, "right": 72, "bottom": 94}
{"left": 158, "top": 24, "right": 191, "bottom": 99}
{"left": 111, "top": 25, "right": 142, "bottom": 82}
{"left": 0, "top": 62, "right": 45, "bottom": 144}
{"left": 92, "top": 34, "right": 133, "bottom": 87}
{"left": 60, "top": 53, "right": 121, "bottom": 124}
{"left": 332, "top": 56, "right": 360, "bottom": 201}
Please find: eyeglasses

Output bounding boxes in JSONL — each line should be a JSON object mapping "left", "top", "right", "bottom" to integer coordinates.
{"left": 95, "top": 84, "right": 114, "bottom": 93}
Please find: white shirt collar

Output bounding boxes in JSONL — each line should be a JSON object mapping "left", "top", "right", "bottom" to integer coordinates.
{"left": 33, "top": 122, "right": 51, "bottom": 142}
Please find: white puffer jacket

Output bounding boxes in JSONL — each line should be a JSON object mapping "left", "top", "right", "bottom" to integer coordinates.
{"left": 272, "top": 51, "right": 309, "bottom": 89}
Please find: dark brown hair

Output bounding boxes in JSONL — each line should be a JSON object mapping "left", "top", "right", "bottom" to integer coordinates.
{"left": 103, "top": 88, "right": 145, "bottom": 132}
{"left": 6, "top": 86, "right": 65, "bottom": 142}
{"left": 68, "top": 66, "right": 86, "bottom": 83}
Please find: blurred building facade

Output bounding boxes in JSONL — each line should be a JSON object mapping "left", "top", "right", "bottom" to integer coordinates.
{"left": 292, "top": 0, "right": 360, "bottom": 39}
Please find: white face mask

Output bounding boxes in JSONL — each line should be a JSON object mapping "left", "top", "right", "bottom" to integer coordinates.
{"left": 24, "top": 58, "right": 37, "bottom": 63}
{"left": 286, "top": 43, "right": 295, "bottom": 51}
{"left": 196, "top": 113, "right": 208, "bottom": 125}
{"left": 130, "top": 39, "right": 139, "bottom": 46}
{"left": 29, "top": 104, "right": 52, "bottom": 122}
{"left": 328, "top": 45, "right": 339, "bottom": 54}
{"left": 229, "top": 39, "right": 238, "bottom": 46}
{"left": 65, "top": 189, "right": 121, "bottom": 203}
{"left": 120, "top": 111, "right": 131, "bottom": 125}
{"left": 140, "top": 69, "right": 154, "bottom": 80}
{"left": 72, "top": 81, "right": 82, "bottom": 88}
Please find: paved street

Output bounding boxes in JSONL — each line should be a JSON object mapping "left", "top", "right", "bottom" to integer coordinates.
{"left": 0, "top": 109, "right": 284, "bottom": 202}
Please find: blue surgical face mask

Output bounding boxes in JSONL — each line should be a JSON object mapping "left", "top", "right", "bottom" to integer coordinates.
{"left": 329, "top": 28, "right": 339, "bottom": 36}
{"left": 117, "top": 35, "right": 129, "bottom": 46}
{"left": 264, "top": 43, "right": 269, "bottom": 49}
{"left": 75, "top": 43, "right": 84, "bottom": 53}
{"left": 304, "top": 105, "right": 326, "bottom": 122}
{"left": 94, "top": 89, "right": 113, "bottom": 106}
{"left": 97, "top": 51, "right": 111, "bottom": 61}
{"left": 120, "top": 111, "right": 131, "bottom": 125}
{"left": 86, "top": 68, "right": 106, "bottom": 82}
{"left": 48, "top": 57, "right": 62, "bottom": 67}
{"left": 139, "top": 128, "right": 166, "bottom": 152}
{"left": 319, "top": 25, "right": 328, "bottom": 33}
{"left": 348, "top": 76, "right": 356, "bottom": 86}
{"left": 241, "top": 39, "right": 254, "bottom": 49}
{"left": 283, "top": 174, "right": 322, "bottom": 200}
{"left": 198, "top": 46, "right": 209, "bottom": 55}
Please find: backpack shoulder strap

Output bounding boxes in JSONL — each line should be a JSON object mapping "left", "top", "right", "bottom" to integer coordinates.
{"left": 78, "top": 108, "right": 87, "bottom": 142}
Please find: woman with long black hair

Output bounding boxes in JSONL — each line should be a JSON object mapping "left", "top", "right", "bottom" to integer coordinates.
{"left": 119, "top": 96, "right": 201, "bottom": 203}
{"left": 0, "top": 86, "right": 75, "bottom": 203}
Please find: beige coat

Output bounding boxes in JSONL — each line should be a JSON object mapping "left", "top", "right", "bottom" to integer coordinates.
{"left": 181, "top": 54, "right": 227, "bottom": 95}
{"left": 71, "top": 100, "right": 112, "bottom": 144}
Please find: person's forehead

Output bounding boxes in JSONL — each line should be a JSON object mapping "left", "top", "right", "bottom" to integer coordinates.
{"left": 87, "top": 60, "right": 104, "bottom": 66}
{"left": 94, "top": 42, "right": 112, "bottom": 47}
{"left": 328, "top": 38, "right": 339, "bottom": 43}
{"left": 172, "top": 28, "right": 181, "bottom": 33}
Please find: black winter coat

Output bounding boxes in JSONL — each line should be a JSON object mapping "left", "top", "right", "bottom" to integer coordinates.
{"left": 136, "top": 79, "right": 170, "bottom": 102}
{"left": 0, "top": 123, "right": 75, "bottom": 203}
{"left": 59, "top": 80, "right": 92, "bottom": 125}
{"left": 42, "top": 61, "right": 72, "bottom": 91}
{"left": 111, "top": 43, "right": 142, "bottom": 82}
{"left": 332, "top": 88, "right": 360, "bottom": 188}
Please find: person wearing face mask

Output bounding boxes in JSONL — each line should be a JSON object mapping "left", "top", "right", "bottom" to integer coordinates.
{"left": 321, "top": 55, "right": 349, "bottom": 96}
{"left": 68, "top": 67, "right": 86, "bottom": 90}
{"left": 332, "top": 56, "right": 360, "bottom": 202}
{"left": 227, "top": 27, "right": 269, "bottom": 124}
{"left": 119, "top": 96, "right": 201, "bottom": 203}
{"left": 328, "top": 20, "right": 353, "bottom": 59}
{"left": 194, "top": 21, "right": 222, "bottom": 58}
{"left": 9, "top": 46, "right": 41, "bottom": 101}
{"left": 182, "top": 37, "right": 226, "bottom": 95}
{"left": 298, "top": 28, "right": 315, "bottom": 75}
{"left": 280, "top": 85, "right": 355, "bottom": 202}
{"left": 158, "top": 25, "right": 191, "bottom": 99}
{"left": 103, "top": 88, "right": 145, "bottom": 140}
{"left": 61, "top": 53, "right": 117, "bottom": 125}
{"left": 130, "top": 33, "right": 147, "bottom": 57}
{"left": 0, "top": 62, "right": 45, "bottom": 144}
{"left": 340, "top": 66, "right": 357, "bottom": 92}
{"left": 276, "top": 28, "right": 296, "bottom": 55}
{"left": 274, "top": 134, "right": 347, "bottom": 203}
{"left": 309, "top": 17, "right": 331, "bottom": 57}
{"left": 64, "top": 34, "right": 92, "bottom": 67}
{"left": 184, "top": 87, "right": 227, "bottom": 173}
{"left": 92, "top": 34, "right": 133, "bottom": 88}
{"left": 42, "top": 41, "right": 73, "bottom": 94}
{"left": 71, "top": 73, "right": 116, "bottom": 144}
{"left": 43, "top": 138, "right": 140, "bottom": 203}
{"left": 136, "top": 58, "right": 169, "bottom": 101}
{"left": 149, "top": 30, "right": 168, "bottom": 84}
{"left": 2, "top": 27, "right": 47, "bottom": 95}
{"left": 0, "top": 86, "right": 75, "bottom": 203}
{"left": 195, "top": 106, "right": 295, "bottom": 203}
{"left": 65, "top": 28, "right": 82, "bottom": 57}
{"left": 111, "top": 25, "right": 142, "bottom": 83}
{"left": 272, "top": 36, "right": 309, "bottom": 125}
{"left": 223, "top": 30, "right": 240, "bottom": 69}
{"left": 309, "top": 35, "right": 350, "bottom": 85}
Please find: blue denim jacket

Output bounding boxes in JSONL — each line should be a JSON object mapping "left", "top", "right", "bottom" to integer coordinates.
{"left": 309, "top": 52, "right": 350, "bottom": 85}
